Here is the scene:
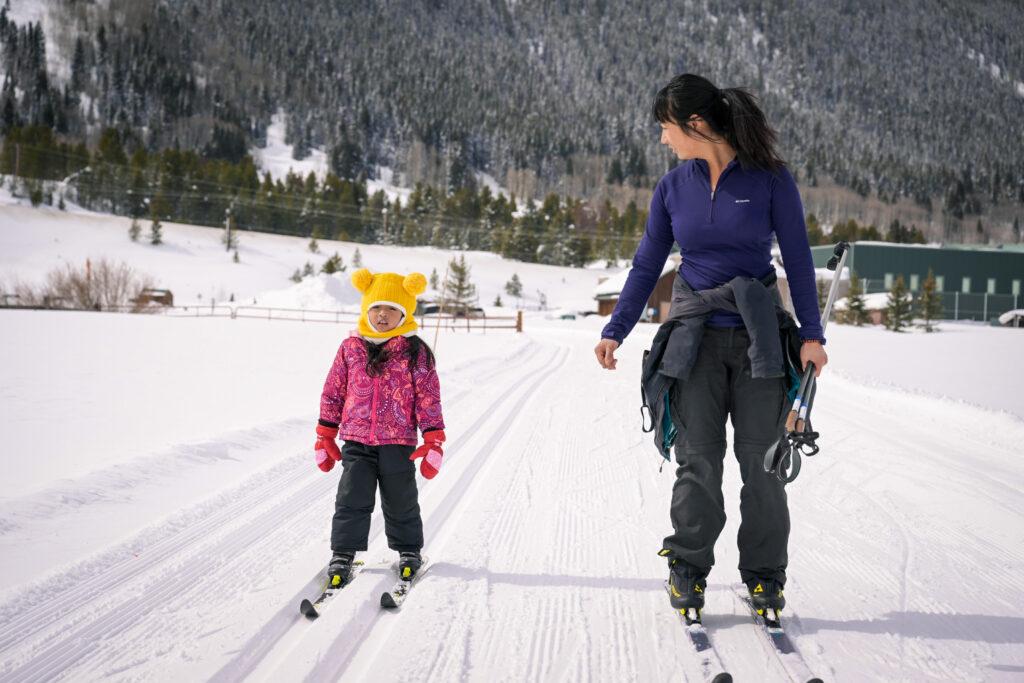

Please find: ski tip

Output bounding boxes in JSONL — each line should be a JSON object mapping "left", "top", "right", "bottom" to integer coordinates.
{"left": 380, "top": 592, "right": 398, "bottom": 609}
{"left": 299, "top": 599, "right": 319, "bottom": 620}
{"left": 711, "top": 674, "right": 733, "bottom": 683}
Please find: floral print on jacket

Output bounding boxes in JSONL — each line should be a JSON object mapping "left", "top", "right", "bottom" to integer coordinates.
{"left": 320, "top": 333, "right": 444, "bottom": 446}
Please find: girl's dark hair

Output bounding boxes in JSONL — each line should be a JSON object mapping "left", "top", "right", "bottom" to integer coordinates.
{"left": 363, "top": 335, "right": 436, "bottom": 376}
{"left": 652, "top": 73, "right": 784, "bottom": 171}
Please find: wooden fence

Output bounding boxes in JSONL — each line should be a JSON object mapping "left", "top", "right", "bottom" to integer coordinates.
{"left": 0, "top": 300, "right": 523, "bottom": 332}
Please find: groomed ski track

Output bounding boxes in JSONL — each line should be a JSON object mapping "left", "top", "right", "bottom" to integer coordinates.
{"left": 2, "top": 328, "right": 1023, "bottom": 682}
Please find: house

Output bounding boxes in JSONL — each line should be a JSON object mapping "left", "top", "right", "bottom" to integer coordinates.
{"left": 593, "top": 254, "right": 681, "bottom": 323}
{"left": 134, "top": 288, "right": 174, "bottom": 307}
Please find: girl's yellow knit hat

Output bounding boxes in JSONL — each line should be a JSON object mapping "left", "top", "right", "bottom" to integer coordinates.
{"left": 350, "top": 268, "right": 427, "bottom": 339}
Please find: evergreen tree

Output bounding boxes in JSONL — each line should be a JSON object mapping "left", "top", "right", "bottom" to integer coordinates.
{"left": 128, "top": 218, "right": 140, "bottom": 242}
{"left": 494, "top": 294, "right": 503, "bottom": 307}
{"left": 844, "top": 270, "right": 869, "bottom": 325}
{"left": 149, "top": 216, "right": 162, "bottom": 245}
{"left": 233, "top": 250, "right": 240, "bottom": 263}
{"left": 352, "top": 247, "right": 362, "bottom": 267}
{"left": 816, "top": 278, "right": 828, "bottom": 314}
{"left": 885, "top": 275, "right": 913, "bottom": 332}
{"left": 606, "top": 158, "right": 625, "bottom": 185}
{"left": 505, "top": 273, "right": 523, "bottom": 299}
{"left": 302, "top": 262, "right": 315, "bottom": 277}
{"left": 916, "top": 268, "right": 943, "bottom": 332}
{"left": 1013, "top": 217, "right": 1021, "bottom": 244}
{"left": 309, "top": 237, "right": 319, "bottom": 253}
{"left": 290, "top": 268, "right": 302, "bottom": 283}
{"left": 429, "top": 267, "right": 439, "bottom": 291}
{"left": 321, "top": 252, "right": 345, "bottom": 274}
{"left": 806, "top": 213, "right": 825, "bottom": 246}
{"left": 442, "top": 255, "right": 477, "bottom": 314}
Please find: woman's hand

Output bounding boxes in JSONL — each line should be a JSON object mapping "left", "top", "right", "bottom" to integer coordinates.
{"left": 594, "top": 338, "right": 620, "bottom": 370}
{"left": 800, "top": 341, "right": 828, "bottom": 377}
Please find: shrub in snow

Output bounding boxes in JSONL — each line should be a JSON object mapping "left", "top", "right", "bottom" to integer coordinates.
{"left": 39, "top": 259, "right": 155, "bottom": 311}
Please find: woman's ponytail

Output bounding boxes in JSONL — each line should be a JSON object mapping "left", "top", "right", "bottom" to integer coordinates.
{"left": 718, "top": 87, "right": 783, "bottom": 172}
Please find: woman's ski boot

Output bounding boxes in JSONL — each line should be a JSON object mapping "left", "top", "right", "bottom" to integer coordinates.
{"left": 746, "top": 577, "right": 785, "bottom": 626}
{"left": 667, "top": 559, "right": 707, "bottom": 625}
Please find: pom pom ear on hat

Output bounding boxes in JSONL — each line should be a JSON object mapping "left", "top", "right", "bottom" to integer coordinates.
{"left": 403, "top": 272, "right": 427, "bottom": 296}
{"left": 351, "top": 268, "right": 374, "bottom": 293}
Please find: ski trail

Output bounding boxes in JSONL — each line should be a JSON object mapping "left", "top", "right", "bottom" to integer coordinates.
{"left": 208, "top": 343, "right": 563, "bottom": 682}
{"left": 0, "top": 338, "right": 543, "bottom": 682}
{"left": 769, "top": 372, "right": 1024, "bottom": 680}
{"left": 302, "top": 346, "right": 571, "bottom": 682}
{"left": 319, "top": 342, "right": 700, "bottom": 682}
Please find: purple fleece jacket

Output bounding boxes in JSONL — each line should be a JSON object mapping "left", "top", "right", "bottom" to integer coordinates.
{"left": 601, "top": 158, "right": 824, "bottom": 344}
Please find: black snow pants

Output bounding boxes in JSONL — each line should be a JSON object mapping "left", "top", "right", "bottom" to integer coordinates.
{"left": 662, "top": 326, "right": 790, "bottom": 585}
{"left": 331, "top": 440, "right": 423, "bottom": 553}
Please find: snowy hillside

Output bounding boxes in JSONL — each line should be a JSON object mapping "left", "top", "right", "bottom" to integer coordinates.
{"left": 0, "top": 198, "right": 607, "bottom": 313}
{"left": 2, "top": 201, "right": 1024, "bottom": 681}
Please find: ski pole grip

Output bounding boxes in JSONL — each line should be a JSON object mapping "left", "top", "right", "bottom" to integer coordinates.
{"left": 826, "top": 241, "right": 850, "bottom": 271}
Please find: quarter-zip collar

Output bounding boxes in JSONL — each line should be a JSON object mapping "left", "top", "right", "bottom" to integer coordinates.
{"left": 695, "top": 156, "right": 739, "bottom": 223}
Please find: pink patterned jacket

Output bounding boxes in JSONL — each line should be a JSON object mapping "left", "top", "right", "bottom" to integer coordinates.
{"left": 319, "top": 333, "right": 444, "bottom": 446}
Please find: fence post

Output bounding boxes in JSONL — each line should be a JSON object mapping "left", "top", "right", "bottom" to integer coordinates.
{"left": 983, "top": 293, "right": 988, "bottom": 323}
{"left": 954, "top": 292, "right": 958, "bottom": 320}
{"left": 516, "top": 310, "right": 523, "bottom": 333}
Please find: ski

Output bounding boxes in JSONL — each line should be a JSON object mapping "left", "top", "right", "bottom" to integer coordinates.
{"left": 380, "top": 558, "right": 430, "bottom": 609}
{"left": 298, "top": 560, "right": 365, "bottom": 620}
{"left": 733, "top": 587, "right": 822, "bottom": 683}
{"left": 664, "top": 582, "right": 732, "bottom": 682}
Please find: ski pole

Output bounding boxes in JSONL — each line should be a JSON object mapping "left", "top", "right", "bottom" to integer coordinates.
{"left": 783, "top": 241, "right": 849, "bottom": 433}
{"left": 769, "top": 241, "right": 849, "bottom": 483}
{"left": 794, "top": 241, "right": 849, "bottom": 430}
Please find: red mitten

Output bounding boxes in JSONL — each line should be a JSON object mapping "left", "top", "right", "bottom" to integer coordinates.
{"left": 409, "top": 430, "right": 446, "bottom": 479}
{"left": 314, "top": 424, "right": 343, "bottom": 472}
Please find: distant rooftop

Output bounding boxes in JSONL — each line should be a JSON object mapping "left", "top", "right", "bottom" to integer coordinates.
{"left": 811, "top": 241, "right": 1024, "bottom": 253}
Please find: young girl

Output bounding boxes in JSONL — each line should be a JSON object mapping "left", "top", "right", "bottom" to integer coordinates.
{"left": 314, "top": 268, "right": 446, "bottom": 587}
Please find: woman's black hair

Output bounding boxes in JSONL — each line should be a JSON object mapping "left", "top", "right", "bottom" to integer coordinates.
{"left": 652, "top": 73, "right": 784, "bottom": 171}
{"left": 363, "top": 335, "right": 436, "bottom": 376}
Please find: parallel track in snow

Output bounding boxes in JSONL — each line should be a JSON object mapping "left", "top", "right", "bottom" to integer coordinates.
{"left": 0, "top": 338, "right": 543, "bottom": 682}
{"left": 308, "top": 346, "right": 570, "bottom": 682}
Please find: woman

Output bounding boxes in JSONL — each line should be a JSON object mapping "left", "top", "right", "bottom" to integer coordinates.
{"left": 594, "top": 74, "right": 827, "bottom": 617}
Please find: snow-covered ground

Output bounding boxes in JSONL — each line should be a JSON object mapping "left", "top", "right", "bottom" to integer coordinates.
{"left": 2, "top": 202, "right": 1024, "bottom": 681}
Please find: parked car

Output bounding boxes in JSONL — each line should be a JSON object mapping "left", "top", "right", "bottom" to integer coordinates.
{"left": 452, "top": 306, "right": 486, "bottom": 319}
{"left": 416, "top": 302, "right": 441, "bottom": 316}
